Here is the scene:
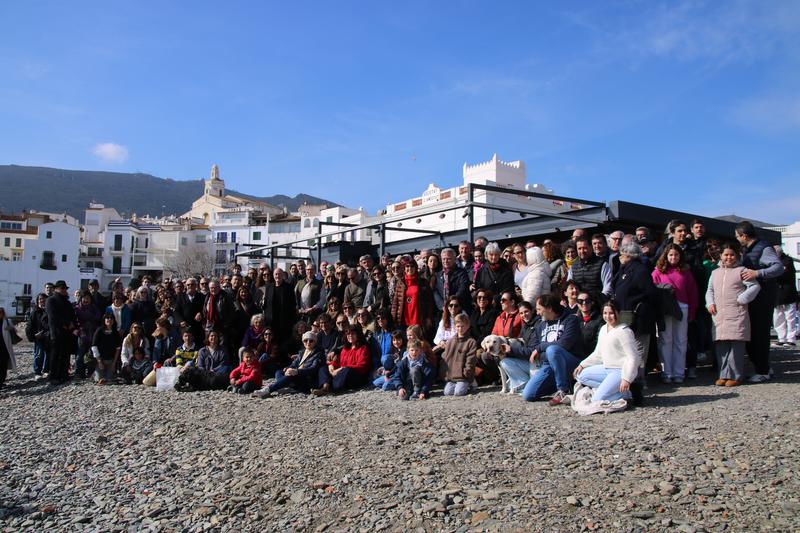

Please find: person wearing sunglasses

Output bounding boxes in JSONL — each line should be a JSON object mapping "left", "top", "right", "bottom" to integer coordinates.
{"left": 254, "top": 331, "right": 325, "bottom": 398}
{"left": 576, "top": 293, "right": 603, "bottom": 355}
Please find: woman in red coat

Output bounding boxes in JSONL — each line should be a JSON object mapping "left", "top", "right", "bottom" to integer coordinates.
{"left": 313, "top": 325, "right": 371, "bottom": 396}
{"left": 390, "top": 257, "right": 436, "bottom": 341}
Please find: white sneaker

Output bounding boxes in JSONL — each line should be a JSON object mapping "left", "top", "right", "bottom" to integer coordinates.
{"left": 251, "top": 387, "right": 273, "bottom": 398}
{"left": 747, "top": 374, "right": 770, "bottom": 383}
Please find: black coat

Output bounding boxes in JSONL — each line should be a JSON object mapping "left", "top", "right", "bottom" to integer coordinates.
{"left": 45, "top": 293, "right": 75, "bottom": 339}
{"left": 433, "top": 267, "right": 472, "bottom": 313}
{"left": 776, "top": 253, "right": 799, "bottom": 305}
{"left": 271, "top": 283, "right": 297, "bottom": 341}
{"left": 474, "top": 259, "right": 515, "bottom": 304}
{"left": 174, "top": 292, "right": 205, "bottom": 340}
{"left": 611, "top": 259, "right": 658, "bottom": 335}
{"left": 470, "top": 307, "right": 499, "bottom": 344}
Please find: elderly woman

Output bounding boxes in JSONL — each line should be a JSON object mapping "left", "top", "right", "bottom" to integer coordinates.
{"left": 573, "top": 301, "right": 641, "bottom": 402}
{"left": 521, "top": 247, "right": 551, "bottom": 306}
{"left": 474, "top": 242, "right": 515, "bottom": 306}
{"left": 611, "top": 241, "right": 657, "bottom": 402}
{"left": 254, "top": 330, "right": 325, "bottom": 397}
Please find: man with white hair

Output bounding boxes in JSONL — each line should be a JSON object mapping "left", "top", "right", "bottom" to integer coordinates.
{"left": 607, "top": 230, "right": 625, "bottom": 275}
{"left": 433, "top": 248, "right": 472, "bottom": 314}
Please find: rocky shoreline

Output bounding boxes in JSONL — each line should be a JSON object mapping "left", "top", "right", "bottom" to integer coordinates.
{"left": 1, "top": 344, "right": 798, "bottom": 532}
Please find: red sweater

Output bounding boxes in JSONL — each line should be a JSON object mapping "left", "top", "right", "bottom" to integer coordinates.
{"left": 492, "top": 310, "right": 523, "bottom": 338}
{"left": 333, "top": 345, "right": 371, "bottom": 375}
{"left": 230, "top": 361, "right": 263, "bottom": 387}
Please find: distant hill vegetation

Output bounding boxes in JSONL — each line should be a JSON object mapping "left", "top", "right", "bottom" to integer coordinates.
{"left": 0, "top": 165, "right": 337, "bottom": 221}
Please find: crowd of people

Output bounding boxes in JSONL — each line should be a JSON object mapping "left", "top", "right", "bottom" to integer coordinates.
{"left": 2, "top": 219, "right": 798, "bottom": 411}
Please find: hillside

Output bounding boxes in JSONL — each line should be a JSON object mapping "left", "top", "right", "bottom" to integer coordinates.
{"left": 0, "top": 165, "right": 337, "bottom": 221}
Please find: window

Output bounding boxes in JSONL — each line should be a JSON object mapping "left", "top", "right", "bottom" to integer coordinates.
{"left": 797, "top": 242, "right": 800, "bottom": 255}
{"left": 0, "top": 222, "right": 22, "bottom": 230}
{"left": 180, "top": 237, "right": 188, "bottom": 246}
{"left": 112, "top": 257, "right": 122, "bottom": 274}
{"left": 303, "top": 219, "right": 311, "bottom": 228}
{"left": 216, "top": 232, "right": 227, "bottom": 243}
{"left": 229, "top": 249, "right": 236, "bottom": 261}
{"left": 252, "top": 231, "right": 261, "bottom": 241}
{"left": 195, "top": 235, "right": 207, "bottom": 244}
{"left": 231, "top": 232, "right": 236, "bottom": 243}
{"left": 41, "top": 251, "right": 56, "bottom": 270}
{"left": 15, "top": 238, "right": 21, "bottom": 247}
{"left": 3, "top": 238, "right": 8, "bottom": 246}
{"left": 46, "top": 231, "right": 52, "bottom": 239}
{"left": 215, "top": 250, "right": 227, "bottom": 264}
{"left": 113, "top": 234, "right": 123, "bottom": 251}
{"left": 23, "top": 283, "right": 32, "bottom": 295}
{"left": 62, "top": 254, "right": 68, "bottom": 262}
{"left": 12, "top": 252, "right": 21, "bottom": 261}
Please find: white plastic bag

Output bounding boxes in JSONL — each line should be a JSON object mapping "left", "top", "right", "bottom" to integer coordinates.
{"left": 156, "top": 366, "right": 181, "bottom": 392}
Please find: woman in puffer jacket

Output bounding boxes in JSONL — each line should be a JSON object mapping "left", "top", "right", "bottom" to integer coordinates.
{"left": 521, "top": 247, "right": 552, "bottom": 306}
{"left": 705, "top": 243, "right": 761, "bottom": 386}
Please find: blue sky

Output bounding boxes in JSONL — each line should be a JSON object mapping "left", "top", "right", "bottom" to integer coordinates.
{"left": 1, "top": 1, "right": 799, "bottom": 223}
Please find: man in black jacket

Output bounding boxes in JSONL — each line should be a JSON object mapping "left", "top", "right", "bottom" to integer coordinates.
{"left": 45, "top": 280, "right": 76, "bottom": 383}
{"left": 174, "top": 277, "right": 205, "bottom": 342}
{"left": 433, "top": 248, "right": 472, "bottom": 314}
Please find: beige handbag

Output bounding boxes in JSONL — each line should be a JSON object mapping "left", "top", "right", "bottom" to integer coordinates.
{"left": 142, "top": 369, "right": 157, "bottom": 387}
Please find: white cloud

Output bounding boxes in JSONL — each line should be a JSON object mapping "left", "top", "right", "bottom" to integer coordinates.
{"left": 92, "top": 142, "right": 129, "bottom": 164}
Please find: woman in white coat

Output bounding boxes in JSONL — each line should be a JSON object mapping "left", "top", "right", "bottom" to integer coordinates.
{"left": 573, "top": 301, "right": 641, "bottom": 402}
{"left": 521, "top": 247, "right": 551, "bottom": 305}
{"left": 0, "top": 307, "right": 18, "bottom": 387}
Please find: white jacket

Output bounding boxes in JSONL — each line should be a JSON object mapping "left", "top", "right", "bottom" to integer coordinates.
{"left": 579, "top": 323, "right": 640, "bottom": 383}
{"left": 521, "top": 247, "right": 552, "bottom": 305}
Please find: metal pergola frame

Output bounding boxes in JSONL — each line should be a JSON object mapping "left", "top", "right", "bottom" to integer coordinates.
{"left": 236, "top": 183, "right": 609, "bottom": 265}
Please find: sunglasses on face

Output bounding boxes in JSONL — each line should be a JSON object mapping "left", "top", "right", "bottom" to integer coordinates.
{"left": 336, "top": 321, "right": 346, "bottom": 325}
{"left": 302, "top": 339, "right": 315, "bottom": 344}
{"left": 477, "top": 295, "right": 488, "bottom": 300}
{"left": 577, "top": 298, "right": 591, "bottom": 305}
{"left": 448, "top": 303, "right": 460, "bottom": 308}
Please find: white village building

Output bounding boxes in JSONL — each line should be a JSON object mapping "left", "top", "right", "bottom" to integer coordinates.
{"left": 0, "top": 220, "right": 81, "bottom": 317}
{"left": 767, "top": 221, "right": 800, "bottom": 290}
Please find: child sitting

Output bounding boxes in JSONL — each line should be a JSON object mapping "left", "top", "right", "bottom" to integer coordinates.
{"left": 440, "top": 314, "right": 478, "bottom": 396}
{"left": 167, "top": 330, "right": 199, "bottom": 367}
{"left": 372, "top": 330, "right": 406, "bottom": 391}
{"left": 130, "top": 347, "right": 154, "bottom": 385}
{"left": 228, "top": 349, "right": 263, "bottom": 394}
{"left": 396, "top": 339, "right": 434, "bottom": 400}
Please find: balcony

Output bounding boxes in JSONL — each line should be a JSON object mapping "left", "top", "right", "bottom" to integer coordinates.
{"left": 80, "top": 251, "right": 104, "bottom": 258}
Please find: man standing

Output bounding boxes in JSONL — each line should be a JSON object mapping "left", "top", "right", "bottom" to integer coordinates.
{"left": 456, "top": 241, "right": 474, "bottom": 272}
{"left": 296, "top": 264, "right": 323, "bottom": 321}
{"left": 175, "top": 277, "right": 205, "bottom": 342}
{"left": 45, "top": 280, "right": 76, "bottom": 384}
{"left": 87, "top": 279, "right": 107, "bottom": 314}
{"left": 272, "top": 268, "right": 297, "bottom": 342}
{"left": 433, "top": 248, "right": 471, "bottom": 314}
{"left": 735, "top": 222, "right": 784, "bottom": 382}
{"left": 773, "top": 245, "right": 798, "bottom": 348}
{"left": 568, "top": 237, "right": 611, "bottom": 302}
{"left": 343, "top": 268, "right": 366, "bottom": 308}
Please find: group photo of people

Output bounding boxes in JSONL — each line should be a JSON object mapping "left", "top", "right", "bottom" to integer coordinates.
{"left": 4, "top": 219, "right": 797, "bottom": 413}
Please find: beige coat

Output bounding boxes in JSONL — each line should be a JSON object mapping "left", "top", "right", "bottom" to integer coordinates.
{"left": 705, "top": 265, "right": 760, "bottom": 342}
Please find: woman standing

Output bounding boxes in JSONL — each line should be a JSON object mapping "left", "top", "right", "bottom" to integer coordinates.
{"left": 511, "top": 243, "right": 528, "bottom": 287}
{"left": 391, "top": 257, "right": 436, "bottom": 340}
{"left": 543, "top": 242, "right": 567, "bottom": 294}
{"left": 651, "top": 244, "right": 698, "bottom": 384}
{"left": 474, "top": 243, "right": 515, "bottom": 305}
{"left": 521, "top": 247, "right": 551, "bottom": 306}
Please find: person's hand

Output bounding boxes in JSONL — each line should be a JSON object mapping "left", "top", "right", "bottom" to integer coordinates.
{"left": 437, "top": 341, "right": 446, "bottom": 349}
{"left": 229, "top": 378, "right": 236, "bottom": 385}
{"left": 399, "top": 387, "right": 407, "bottom": 398}
{"left": 707, "top": 304, "right": 717, "bottom": 316}
{"left": 573, "top": 365, "right": 583, "bottom": 379}
{"left": 418, "top": 392, "right": 426, "bottom": 400}
{"left": 741, "top": 268, "right": 758, "bottom": 281}
{"left": 619, "top": 379, "right": 631, "bottom": 393}
{"left": 529, "top": 350, "right": 539, "bottom": 364}
{"left": 285, "top": 368, "right": 297, "bottom": 377}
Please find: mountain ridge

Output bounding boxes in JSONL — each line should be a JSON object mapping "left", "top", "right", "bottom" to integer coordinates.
{"left": 0, "top": 164, "right": 339, "bottom": 222}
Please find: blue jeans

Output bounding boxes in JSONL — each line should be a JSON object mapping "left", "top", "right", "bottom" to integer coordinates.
{"left": 576, "top": 365, "right": 630, "bottom": 402}
{"left": 270, "top": 369, "right": 317, "bottom": 394}
{"left": 33, "top": 340, "right": 48, "bottom": 375}
{"left": 522, "top": 345, "right": 579, "bottom": 401}
{"left": 499, "top": 357, "right": 533, "bottom": 390}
